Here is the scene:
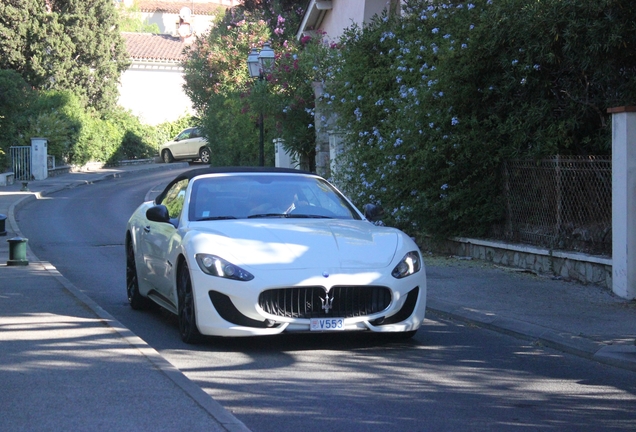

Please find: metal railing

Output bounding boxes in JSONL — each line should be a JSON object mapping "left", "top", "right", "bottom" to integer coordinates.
{"left": 497, "top": 156, "right": 611, "bottom": 256}
{"left": 10, "top": 146, "right": 31, "bottom": 181}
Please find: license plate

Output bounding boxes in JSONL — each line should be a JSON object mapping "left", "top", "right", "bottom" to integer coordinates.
{"left": 310, "top": 318, "right": 345, "bottom": 331}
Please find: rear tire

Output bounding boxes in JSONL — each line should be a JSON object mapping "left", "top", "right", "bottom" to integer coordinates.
{"left": 199, "top": 147, "right": 211, "bottom": 164}
{"left": 162, "top": 150, "right": 174, "bottom": 163}
{"left": 126, "top": 239, "right": 150, "bottom": 310}
{"left": 177, "top": 261, "right": 201, "bottom": 344}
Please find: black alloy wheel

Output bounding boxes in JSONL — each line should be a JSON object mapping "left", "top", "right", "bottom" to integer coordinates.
{"left": 177, "top": 261, "right": 201, "bottom": 344}
{"left": 162, "top": 149, "right": 174, "bottom": 163}
{"left": 199, "top": 147, "right": 211, "bottom": 164}
{"left": 126, "top": 239, "right": 150, "bottom": 310}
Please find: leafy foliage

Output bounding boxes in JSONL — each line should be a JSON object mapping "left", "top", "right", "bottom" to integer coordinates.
{"left": 0, "top": 1, "right": 188, "bottom": 169}
{"left": 183, "top": 12, "right": 272, "bottom": 166}
{"left": 325, "top": 0, "right": 636, "bottom": 238}
{"left": 116, "top": 0, "right": 161, "bottom": 33}
{"left": 267, "top": 37, "right": 329, "bottom": 170}
{"left": 0, "top": 69, "right": 36, "bottom": 169}
{"left": 237, "top": 0, "right": 306, "bottom": 43}
{"left": 23, "top": 90, "right": 83, "bottom": 163}
{"left": 182, "top": 1, "right": 314, "bottom": 167}
{"left": 0, "top": 0, "right": 129, "bottom": 113}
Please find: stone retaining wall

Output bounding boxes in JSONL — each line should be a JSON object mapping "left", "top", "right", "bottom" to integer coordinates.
{"left": 427, "top": 236, "right": 612, "bottom": 289}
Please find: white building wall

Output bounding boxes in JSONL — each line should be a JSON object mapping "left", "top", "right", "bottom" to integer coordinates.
{"left": 364, "top": 0, "right": 392, "bottom": 23}
{"left": 315, "top": 0, "right": 392, "bottom": 41}
{"left": 118, "top": 66, "right": 193, "bottom": 125}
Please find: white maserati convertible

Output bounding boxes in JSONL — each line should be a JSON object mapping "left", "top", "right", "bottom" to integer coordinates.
{"left": 125, "top": 167, "right": 427, "bottom": 343}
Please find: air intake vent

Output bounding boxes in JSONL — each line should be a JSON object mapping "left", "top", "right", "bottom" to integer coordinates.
{"left": 259, "top": 286, "right": 392, "bottom": 319}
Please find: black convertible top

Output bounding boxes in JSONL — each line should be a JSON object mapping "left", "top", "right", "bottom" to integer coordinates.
{"left": 155, "top": 166, "right": 315, "bottom": 204}
{"left": 176, "top": 166, "right": 313, "bottom": 182}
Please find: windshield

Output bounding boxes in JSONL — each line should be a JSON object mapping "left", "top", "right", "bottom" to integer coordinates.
{"left": 188, "top": 174, "right": 361, "bottom": 221}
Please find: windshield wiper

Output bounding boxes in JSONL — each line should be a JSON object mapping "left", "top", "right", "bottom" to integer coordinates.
{"left": 247, "top": 213, "right": 334, "bottom": 219}
{"left": 196, "top": 216, "right": 238, "bottom": 221}
{"left": 247, "top": 213, "right": 287, "bottom": 219}
{"left": 285, "top": 214, "right": 332, "bottom": 219}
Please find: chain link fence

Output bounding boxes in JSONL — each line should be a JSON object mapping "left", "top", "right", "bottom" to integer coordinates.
{"left": 494, "top": 156, "right": 611, "bottom": 256}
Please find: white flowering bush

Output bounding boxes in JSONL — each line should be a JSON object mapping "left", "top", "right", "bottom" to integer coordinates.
{"left": 325, "top": 0, "right": 636, "bottom": 237}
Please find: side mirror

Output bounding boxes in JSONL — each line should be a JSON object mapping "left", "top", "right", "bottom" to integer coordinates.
{"left": 363, "top": 203, "right": 384, "bottom": 222}
{"left": 146, "top": 205, "right": 170, "bottom": 224}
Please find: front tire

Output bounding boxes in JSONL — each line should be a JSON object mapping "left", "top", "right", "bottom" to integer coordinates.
{"left": 162, "top": 149, "right": 174, "bottom": 163}
{"left": 177, "top": 261, "right": 201, "bottom": 344}
{"left": 392, "top": 329, "right": 417, "bottom": 340}
{"left": 126, "top": 239, "right": 150, "bottom": 310}
{"left": 199, "top": 147, "right": 211, "bottom": 164}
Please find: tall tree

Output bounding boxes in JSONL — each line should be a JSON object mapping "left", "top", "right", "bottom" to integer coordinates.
{"left": 0, "top": 69, "right": 35, "bottom": 169}
{"left": 0, "top": 0, "right": 129, "bottom": 112}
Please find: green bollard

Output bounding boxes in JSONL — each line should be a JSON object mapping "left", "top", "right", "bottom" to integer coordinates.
{"left": 7, "top": 237, "right": 28, "bottom": 266}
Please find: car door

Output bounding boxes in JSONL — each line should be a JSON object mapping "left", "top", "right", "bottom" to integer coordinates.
{"left": 141, "top": 179, "right": 188, "bottom": 304}
{"left": 184, "top": 128, "right": 202, "bottom": 157}
{"left": 171, "top": 128, "right": 193, "bottom": 158}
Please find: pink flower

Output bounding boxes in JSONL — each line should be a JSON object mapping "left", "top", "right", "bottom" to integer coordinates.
{"left": 277, "top": 15, "right": 285, "bottom": 25}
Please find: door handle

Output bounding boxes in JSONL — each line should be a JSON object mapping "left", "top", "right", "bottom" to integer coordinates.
{"left": 144, "top": 226, "right": 150, "bottom": 233}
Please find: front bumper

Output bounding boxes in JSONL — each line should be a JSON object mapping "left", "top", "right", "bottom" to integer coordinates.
{"left": 189, "top": 266, "right": 427, "bottom": 337}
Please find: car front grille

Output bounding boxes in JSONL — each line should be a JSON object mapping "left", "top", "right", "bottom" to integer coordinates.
{"left": 258, "top": 286, "right": 392, "bottom": 319}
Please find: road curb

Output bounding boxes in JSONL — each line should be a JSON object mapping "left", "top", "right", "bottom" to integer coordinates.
{"left": 41, "top": 262, "right": 251, "bottom": 432}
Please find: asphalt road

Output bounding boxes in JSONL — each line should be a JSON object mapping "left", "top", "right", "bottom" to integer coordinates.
{"left": 16, "top": 169, "right": 636, "bottom": 431}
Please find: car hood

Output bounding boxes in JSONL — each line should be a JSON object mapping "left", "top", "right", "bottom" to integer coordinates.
{"left": 188, "top": 219, "right": 400, "bottom": 270}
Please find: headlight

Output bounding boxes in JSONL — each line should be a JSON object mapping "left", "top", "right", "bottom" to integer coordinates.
{"left": 195, "top": 254, "right": 254, "bottom": 281}
{"left": 391, "top": 251, "right": 421, "bottom": 279}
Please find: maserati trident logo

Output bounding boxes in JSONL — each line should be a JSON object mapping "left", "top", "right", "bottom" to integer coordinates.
{"left": 320, "top": 293, "right": 334, "bottom": 313}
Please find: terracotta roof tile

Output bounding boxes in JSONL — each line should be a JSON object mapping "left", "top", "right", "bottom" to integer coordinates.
{"left": 122, "top": 32, "right": 187, "bottom": 62}
{"left": 136, "top": 0, "right": 236, "bottom": 15}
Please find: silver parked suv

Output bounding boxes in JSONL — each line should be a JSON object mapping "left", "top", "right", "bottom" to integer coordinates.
{"left": 160, "top": 127, "right": 211, "bottom": 164}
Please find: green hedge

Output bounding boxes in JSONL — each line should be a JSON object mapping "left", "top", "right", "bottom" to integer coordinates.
{"left": 0, "top": 68, "right": 193, "bottom": 170}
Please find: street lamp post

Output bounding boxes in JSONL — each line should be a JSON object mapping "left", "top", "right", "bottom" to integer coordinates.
{"left": 247, "top": 42, "right": 275, "bottom": 167}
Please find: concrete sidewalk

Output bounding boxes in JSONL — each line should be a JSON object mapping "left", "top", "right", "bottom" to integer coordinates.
{"left": 0, "top": 162, "right": 250, "bottom": 432}
{"left": 0, "top": 162, "right": 634, "bottom": 429}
